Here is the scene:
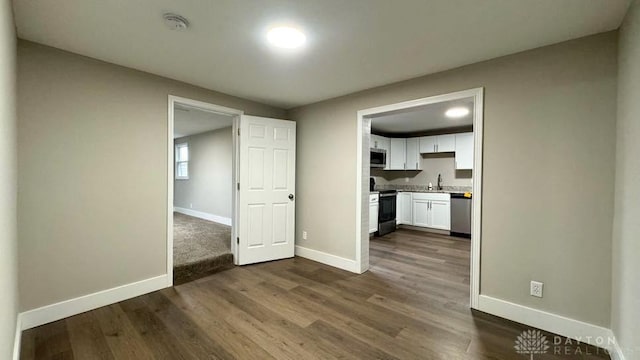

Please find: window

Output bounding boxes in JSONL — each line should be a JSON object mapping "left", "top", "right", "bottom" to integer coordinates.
{"left": 175, "top": 143, "right": 189, "bottom": 180}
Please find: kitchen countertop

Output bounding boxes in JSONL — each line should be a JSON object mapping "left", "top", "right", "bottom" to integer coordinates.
{"left": 397, "top": 189, "right": 465, "bottom": 194}
{"left": 373, "top": 185, "right": 472, "bottom": 194}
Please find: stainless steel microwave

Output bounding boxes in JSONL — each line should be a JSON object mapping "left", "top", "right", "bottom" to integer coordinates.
{"left": 370, "top": 148, "right": 387, "bottom": 168}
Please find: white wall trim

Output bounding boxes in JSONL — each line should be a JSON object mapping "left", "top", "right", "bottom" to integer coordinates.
{"left": 478, "top": 295, "right": 616, "bottom": 351}
{"left": 356, "top": 87, "right": 484, "bottom": 305}
{"left": 20, "top": 275, "right": 168, "bottom": 330}
{"left": 12, "top": 315, "right": 22, "bottom": 360}
{"left": 168, "top": 95, "right": 244, "bottom": 284}
{"left": 609, "top": 338, "right": 626, "bottom": 360}
{"left": 295, "top": 246, "right": 359, "bottom": 273}
{"left": 173, "top": 207, "right": 232, "bottom": 226}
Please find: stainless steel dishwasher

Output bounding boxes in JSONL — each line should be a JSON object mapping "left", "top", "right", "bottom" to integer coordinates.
{"left": 450, "top": 193, "right": 471, "bottom": 238}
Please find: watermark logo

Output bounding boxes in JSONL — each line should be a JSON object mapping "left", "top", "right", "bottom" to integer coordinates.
{"left": 514, "top": 329, "right": 550, "bottom": 359}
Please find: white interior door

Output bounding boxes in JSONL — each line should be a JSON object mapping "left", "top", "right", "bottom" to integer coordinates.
{"left": 238, "top": 115, "right": 296, "bottom": 265}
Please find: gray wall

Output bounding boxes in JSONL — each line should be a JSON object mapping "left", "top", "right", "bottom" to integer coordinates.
{"left": 612, "top": 1, "right": 640, "bottom": 357}
{"left": 0, "top": 0, "right": 17, "bottom": 357}
{"left": 288, "top": 32, "right": 617, "bottom": 327}
{"left": 174, "top": 127, "right": 233, "bottom": 220}
{"left": 372, "top": 154, "right": 472, "bottom": 188}
{"left": 17, "top": 40, "right": 285, "bottom": 311}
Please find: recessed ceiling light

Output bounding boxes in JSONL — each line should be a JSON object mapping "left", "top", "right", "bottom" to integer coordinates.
{"left": 267, "top": 26, "right": 306, "bottom": 49}
{"left": 445, "top": 107, "right": 470, "bottom": 118}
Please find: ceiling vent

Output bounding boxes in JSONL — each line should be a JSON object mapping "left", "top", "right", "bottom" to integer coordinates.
{"left": 163, "top": 13, "right": 189, "bottom": 30}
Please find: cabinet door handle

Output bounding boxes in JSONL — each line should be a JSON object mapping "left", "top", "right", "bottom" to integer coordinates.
{"left": 404, "top": 162, "right": 406, "bottom": 169}
{"left": 416, "top": 162, "right": 418, "bottom": 169}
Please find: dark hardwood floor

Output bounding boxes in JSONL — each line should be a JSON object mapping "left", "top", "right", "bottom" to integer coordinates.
{"left": 20, "top": 229, "right": 610, "bottom": 359}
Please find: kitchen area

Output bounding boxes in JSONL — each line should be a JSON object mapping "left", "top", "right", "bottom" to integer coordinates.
{"left": 368, "top": 98, "right": 474, "bottom": 239}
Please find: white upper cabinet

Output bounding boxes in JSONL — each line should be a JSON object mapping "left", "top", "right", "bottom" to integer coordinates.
{"left": 389, "top": 138, "right": 407, "bottom": 170}
{"left": 419, "top": 135, "right": 456, "bottom": 153}
{"left": 371, "top": 134, "right": 389, "bottom": 151}
{"left": 405, "top": 138, "right": 421, "bottom": 170}
{"left": 371, "top": 134, "right": 380, "bottom": 149}
{"left": 455, "top": 132, "right": 474, "bottom": 170}
{"left": 380, "top": 133, "right": 472, "bottom": 171}
{"left": 437, "top": 134, "right": 455, "bottom": 152}
{"left": 419, "top": 136, "right": 438, "bottom": 153}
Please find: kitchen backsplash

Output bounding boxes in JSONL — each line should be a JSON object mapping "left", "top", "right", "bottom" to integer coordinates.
{"left": 371, "top": 153, "right": 472, "bottom": 187}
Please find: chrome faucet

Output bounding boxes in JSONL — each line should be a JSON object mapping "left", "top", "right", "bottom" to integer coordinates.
{"left": 437, "top": 174, "right": 443, "bottom": 190}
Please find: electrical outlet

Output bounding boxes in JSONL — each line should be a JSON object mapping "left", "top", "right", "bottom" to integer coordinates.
{"left": 189, "top": 203, "right": 193, "bottom": 209}
{"left": 530, "top": 281, "right": 543, "bottom": 298}
{"left": 302, "top": 231, "right": 307, "bottom": 240}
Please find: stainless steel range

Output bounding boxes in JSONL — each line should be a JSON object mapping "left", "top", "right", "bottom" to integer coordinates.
{"left": 377, "top": 190, "right": 397, "bottom": 236}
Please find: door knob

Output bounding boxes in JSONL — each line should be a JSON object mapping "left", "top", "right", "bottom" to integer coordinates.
{"left": 288, "top": 194, "right": 295, "bottom": 200}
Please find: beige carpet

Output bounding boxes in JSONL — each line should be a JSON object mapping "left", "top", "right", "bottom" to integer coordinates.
{"left": 173, "top": 212, "right": 234, "bottom": 284}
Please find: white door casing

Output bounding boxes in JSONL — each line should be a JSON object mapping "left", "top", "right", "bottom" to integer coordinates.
{"left": 238, "top": 115, "right": 296, "bottom": 265}
{"left": 356, "top": 87, "right": 483, "bottom": 308}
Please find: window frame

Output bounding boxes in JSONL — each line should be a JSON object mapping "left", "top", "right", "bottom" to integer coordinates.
{"left": 175, "top": 142, "right": 189, "bottom": 180}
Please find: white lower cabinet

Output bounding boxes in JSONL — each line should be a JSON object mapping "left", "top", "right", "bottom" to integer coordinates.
{"left": 429, "top": 200, "right": 451, "bottom": 230}
{"left": 397, "top": 192, "right": 413, "bottom": 225}
{"left": 412, "top": 199, "right": 430, "bottom": 227}
{"left": 396, "top": 195, "right": 401, "bottom": 225}
{"left": 369, "top": 194, "right": 379, "bottom": 234}
{"left": 410, "top": 193, "right": 451, "bottom": 231}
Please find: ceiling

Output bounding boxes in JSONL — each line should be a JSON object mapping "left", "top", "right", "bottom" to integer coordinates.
{"left": 372, "top": 98, "right": 474, "bottom": 134}
{"left": 174, "top": 105, "right": 233, "bottom": 138}
{"left": 14, "top": 0, "right": 630, "bottom": 109}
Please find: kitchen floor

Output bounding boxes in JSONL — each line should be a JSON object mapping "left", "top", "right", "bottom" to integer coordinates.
{"left": 20, "top": 229, "right": 609, "bottom": 359}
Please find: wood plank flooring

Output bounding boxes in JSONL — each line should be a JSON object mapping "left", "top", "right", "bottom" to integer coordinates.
{"left": 20, "top": 229, "right": 611, "bottom": 359}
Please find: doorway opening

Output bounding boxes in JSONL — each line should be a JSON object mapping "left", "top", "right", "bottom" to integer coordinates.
{"left": 356, "top": 88, "right": 484, "bottom": 308}
{"left": 167, "top": 96, "right": 243, "bottom": 285}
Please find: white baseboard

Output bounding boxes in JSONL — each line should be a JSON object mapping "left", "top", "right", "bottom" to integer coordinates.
{"left": 478, "top": 295, "right": 616, "bottom": 351}
{"left": 13, "top": 315, "right": 21, "bottom": 360}
{"left": 20, "top": 275, "right": 168, "bottom": 330}
{"left": 173, "top": 207, "right": 232, "bottom": 226}
{"left": 609, "top": 339, "right": 627, "bottom": 360}
{"left": 295, "top": 245, "right": 359, "bottom": 273}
